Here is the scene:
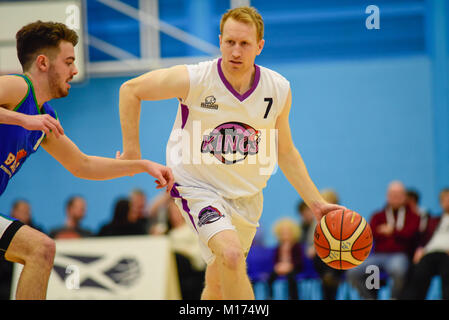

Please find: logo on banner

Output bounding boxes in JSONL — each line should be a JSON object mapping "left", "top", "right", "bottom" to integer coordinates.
{"left": 52, "top": 254, "right": 140, "bottom": 291}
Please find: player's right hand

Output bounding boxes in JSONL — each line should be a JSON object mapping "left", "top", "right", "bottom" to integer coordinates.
{"left": 311, "top": 202, "right": 347, "bottom": 222}
{"left": 144, "top": 160, "right": 174, "bottom": 193}
{"left": 21, "top": 114, "right": 64, "bottom": 138}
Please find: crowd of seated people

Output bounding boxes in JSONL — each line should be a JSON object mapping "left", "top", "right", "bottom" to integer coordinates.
{"left": 249, "top": 181, "right": 448, "bottom": 300}
{"left": 0, "top": 188, "right": 205, "bottom": 300}
{"left": 1, "top": 181, "right": 448, "bottom": 300}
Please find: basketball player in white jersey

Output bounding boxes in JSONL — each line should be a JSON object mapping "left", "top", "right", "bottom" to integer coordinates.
{"left": 118, "top": 6, "right": 346, "bottom": 299}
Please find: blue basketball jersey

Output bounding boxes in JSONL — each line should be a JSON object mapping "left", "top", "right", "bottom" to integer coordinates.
{"left": 0, "top": 74, "right": 58, "bottom": 196}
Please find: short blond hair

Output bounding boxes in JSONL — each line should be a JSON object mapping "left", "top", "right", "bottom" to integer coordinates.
{"left": 272, "top": 218, "right": 301, "bottom": 242}
{"left": 220, "top": 6, "right": 264, "bottom": 42}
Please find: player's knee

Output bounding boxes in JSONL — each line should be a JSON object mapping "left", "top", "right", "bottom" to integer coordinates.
{"left": 41, "top": 236, "right": 56, "bottom": 265}
{"left": 8, "top": 227, "right": 55, "bottom": 268}
{"left": 220, "top": 246, "right": 245, "bottom": 271}
{"left": 30, "top": 235, "right": 56, "bottom": 268}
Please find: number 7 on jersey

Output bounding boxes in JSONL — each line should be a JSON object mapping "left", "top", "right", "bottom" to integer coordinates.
{"left": 263, "top": 97, "right": 273, "bottom": 119}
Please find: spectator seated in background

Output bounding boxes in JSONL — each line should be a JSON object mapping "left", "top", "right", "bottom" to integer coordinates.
{"left": 6, "top": 199, "right": 43, "bottom": 233}
{"left": 98, "top": 198, "right": 148, "bottom": 236}
{"left": 297, "top": 200, "right": 315, "bottom": 252}
{"left": 346, "top": 180, "right": 420, "bottom": 300}
{"left": 128, "top": 189, "right": 152, "bottom": 235}
{"left": 139, "top": 191, "right": 206, "bottom": 299}
{"left": 0, "top": 199, "right": 41, "bottom": 300}
{"left": 49, "top": 196, "right": 93, "bottom": 239}
{"left": 165, "top": 195, "right": 206, "bottom": 300}
{"left": 407, "top": 188, "right": 435, "bottom": 244}
{"left": 401, "top": 188, "right": 449, "bottom": 300}
{"left": 267, "top": 218, "right": 303, "bottom": 300}
{"left": 304, "top": 189, "right": 345, "bottom": 300}
{"left": 146, "top": 191, "right": 173, "bottom": 235}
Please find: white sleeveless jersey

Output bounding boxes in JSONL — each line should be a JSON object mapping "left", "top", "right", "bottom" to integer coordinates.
{"left": 166, "top": 58, "right": 290, "bottom": 199}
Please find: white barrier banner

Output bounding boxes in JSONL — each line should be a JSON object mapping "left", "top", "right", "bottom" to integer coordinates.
{"left": 11, "top": 235, "right": 180, "bottom": 300}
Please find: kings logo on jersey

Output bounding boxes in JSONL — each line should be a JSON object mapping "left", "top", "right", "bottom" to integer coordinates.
{"left": 201, "top": 121, "right": 261, "bottom": 165}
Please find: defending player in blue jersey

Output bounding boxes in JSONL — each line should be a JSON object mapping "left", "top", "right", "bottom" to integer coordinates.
{"left": 0, "top": 21, "right": 174, "bottom": 299}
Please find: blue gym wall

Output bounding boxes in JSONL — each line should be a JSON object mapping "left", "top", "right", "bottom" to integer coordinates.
{"left": 1, "top": 0, "right": 448, "bottom": 246}
{"left": 0, "top": 55, "right": 438, "bottom": 244}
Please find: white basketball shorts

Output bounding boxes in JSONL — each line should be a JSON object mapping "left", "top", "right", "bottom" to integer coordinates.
{"left": 170, "top": 183, "right": 263, "bottom": 265}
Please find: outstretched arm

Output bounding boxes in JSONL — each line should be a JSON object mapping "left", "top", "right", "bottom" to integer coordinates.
{"left": 276, "top": 89, "right": 344, "bottom": 221}
{"left": 41, "top": 132, "right": 174, "bottom": 192}
{"left": 118, "top": 65, "right": 190, "bottom": 160}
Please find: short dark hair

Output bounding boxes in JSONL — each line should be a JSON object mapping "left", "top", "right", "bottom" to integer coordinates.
{"left": 297, "top": 200, "right": 308, "bottom": 214}
{"left": 65, "top": 195, "right": 84, "bottom": 210}
{"left": 16, "top": 20, "right": 78, "bottom": 71}
{"left": 406, "top": 189, "right": 420, "bottom": 204}
{"left": 111, "top": 198, "right": 131, "bottom": 226}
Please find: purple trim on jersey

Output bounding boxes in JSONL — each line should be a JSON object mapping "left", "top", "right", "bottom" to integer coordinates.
{"left": 170, "top": 183, "right": 198, "bottom": 232}
{"left": 181, "top": 104, "right": 189, "bottom": 129}
{"left": 217, "top": 58, "right": 261, "bottom": 102}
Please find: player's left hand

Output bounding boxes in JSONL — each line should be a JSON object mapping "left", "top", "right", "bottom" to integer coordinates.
{"left": 311, "top": 202, "right": 347, "bottom": 222}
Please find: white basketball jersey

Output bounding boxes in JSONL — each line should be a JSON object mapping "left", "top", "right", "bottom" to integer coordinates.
{"left": 166, "top": 58, "right": 290, "bottom": 199}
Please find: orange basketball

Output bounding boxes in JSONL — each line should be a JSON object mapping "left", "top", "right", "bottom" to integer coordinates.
{"left": 314, "top": 209, "right": 373, "bottom": 270}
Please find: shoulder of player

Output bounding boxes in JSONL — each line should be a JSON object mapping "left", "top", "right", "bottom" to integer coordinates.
{"left": 163, "top": 64, "right": 189, "bottom": 84}
{"left": 43, "top": 102, "right": 58, "bottom": 120}
{"left": 193, "top": 58, "right": 217, "bottom": 69}
{"left": 258, "top": 65, "right": 291, "bottom": 111}
{"left": 182, "top": 59, "right": 217, "bottom": 90}
{"left": 258, "top": 65, "right": 290, "bottom": 84}
{"left": 0, "top": 75, "right": 29, "bottom": 110}
{"left": 184, "top": 59, "right": 217, "bottom": 76}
